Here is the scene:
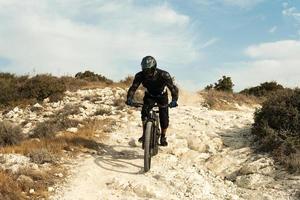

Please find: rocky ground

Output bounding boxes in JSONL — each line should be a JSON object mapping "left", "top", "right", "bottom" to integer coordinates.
{"left": 1, "top": 87, "right": 300, "bottom": 199}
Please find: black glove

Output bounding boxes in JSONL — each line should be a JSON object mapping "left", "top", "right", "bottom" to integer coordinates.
{"left": 169, "top": 100, "right": 178, "bottom": 108}
{"left": 126, "top": 98, "right": 134, "bottom": 106}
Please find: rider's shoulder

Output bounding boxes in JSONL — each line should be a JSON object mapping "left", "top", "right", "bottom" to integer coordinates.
{"left": 157, "top": 68, "right": 171, "bottom": 79}
{"left": 135, "top": 71, "right": 144, "bottom": 78}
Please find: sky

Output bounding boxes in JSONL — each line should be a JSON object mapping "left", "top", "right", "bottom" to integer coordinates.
{"left": 0, "top": 0, "right": 300, "bottom": 91}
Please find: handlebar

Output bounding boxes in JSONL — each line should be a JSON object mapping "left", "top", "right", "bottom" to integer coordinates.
{"left": 128, "top": 102, "right": 170, "bottom": 108}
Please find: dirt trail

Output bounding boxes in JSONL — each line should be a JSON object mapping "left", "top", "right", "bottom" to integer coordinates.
{"left": 50, "top": 92, "right": 299, "bottom": 200}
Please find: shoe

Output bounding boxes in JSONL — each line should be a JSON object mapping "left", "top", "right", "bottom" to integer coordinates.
{"left": 138, "top": 135, "right": 144, "bottom": 143}
{"left": 160, "top": 136, "right": 168, "bottom": 146}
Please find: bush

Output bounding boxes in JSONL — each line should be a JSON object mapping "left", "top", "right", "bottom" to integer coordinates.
{"left": 0, "top": 72, "right": 117, "bottom": 106}
{"left": 19, "top": 74, "right": 66, "bottom": 102}
{"left": 200, "top": 90, "right": 260, "bottom": 110}
{"left": 32, "top": 116, "right": 79, "bottom": 138}
{"left": 0, "top": 121, "right": 24, "bottom": 147}
{"left": 204, "top": 84, "right": 214, "bottom": 91}
{"left": 240, "top": 81, "right": 284, "bottom": 97}
{"left": 119, "top": 75, "right": 134, "bottom": 86}
{"left": 0, "top": 73, "right": 67, "bottom": 105}
{"left": 205, "top": 76, "right": 234, "bottom": 92}
{"left": 75, "top": 70, "right": 113, "bottom": 84}
{"left": 0, "top": 73, "right": 28, "bottom": 105}
{"left": 252, "top": 88, "right": 300, "bottom": 172}
{"left": 214, "top": 76, "right": 234, "bottom": 92}
{"left": 29, "top": 148, "right": 56, "bottom": 164}
{"left": 60, "top": 76, "right": 88, "bottom": 92}
{"left": 95, "top": 107, "right": 112, "bottom": 116}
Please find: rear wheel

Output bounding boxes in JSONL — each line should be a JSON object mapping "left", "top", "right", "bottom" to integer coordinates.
{"left": 144, "top": 121, "right": 152, "bottom": 172}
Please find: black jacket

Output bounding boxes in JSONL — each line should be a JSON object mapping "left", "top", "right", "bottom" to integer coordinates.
{"left": 127, "top": 68, "right": 179, "bottom": 101}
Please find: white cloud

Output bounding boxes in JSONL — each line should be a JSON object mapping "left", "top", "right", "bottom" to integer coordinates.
{"left": 0, "top": 0, "right": 200, "bottom": 80}
{"left": 201, "top": 38, "right": 219, "bottom": 49}
{"left": 222, "top": 0, "right": 265, "bottom": 8}
{"left": 269, "top": 26, "right": 277, "bottom": 33}
{"left": 191, "top": 0, "right": 264, "bottom": 9}
{"left": 245, "top": 40, "right": 300, "bottom": 59}
{"left": 224, "top": 40, "right": 300, "bottom": 90}
{"left": 282, "top": 4, "right": 300, "bottom": 23}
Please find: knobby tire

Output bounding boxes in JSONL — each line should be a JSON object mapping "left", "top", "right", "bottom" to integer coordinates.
{"left": 144, "top": 121, "right": 152, "bottom": 172}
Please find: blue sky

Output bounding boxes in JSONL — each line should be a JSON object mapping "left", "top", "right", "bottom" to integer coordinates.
{"left": 0, "top": 0, "right": 300, "bottom": 91}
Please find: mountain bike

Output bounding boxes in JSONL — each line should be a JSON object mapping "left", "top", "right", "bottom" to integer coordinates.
{"left": 129, "top": 102, "right": 169, "bottom": 172}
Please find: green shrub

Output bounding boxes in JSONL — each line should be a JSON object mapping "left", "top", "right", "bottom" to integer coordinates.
{"left": 19, "top": 74, "right": 66, "bottom": 102}
{"left": 214, "top": 76, "right": 234, "bottom": 92}
{"left": 0, "top": 77, "right": 18, "bottom": 105}
{"left": 75, "top": 70, "right": 113, "bottom": 84}
{"left": 240, "top": 81, "right": 284, "bottom": 97}
{"left": 200, "top": 90, "right": 260, "bottom": 110}
{"left": 252, "top": 88, "right": 300, "bottom": 172}
{"left": 0, "top": 73, "right": 28, "bottom": 105}
{"left": 0, "top": 121, "right": 24, "bottom": 147}
{"left": 29, "top": 148, "right": 56, "bottom": 164}
{"left": 205, "top": 76, "right": 234, "bottom": 92}
{"left": 60, "top": 76, "right": 88, "bottom": 91}
{"left": 32, "top": 116, "right": 79, "bottom": 138}
{"left": 204, "top": 84, "right": 214, "bottom": 91}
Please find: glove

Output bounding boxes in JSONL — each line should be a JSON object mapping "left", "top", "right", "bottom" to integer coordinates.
{"left": 169, "top": 100, "right": 178, "bottom": 108}
{"left": 126, "top": 98, "right": 134, "bottom": 106}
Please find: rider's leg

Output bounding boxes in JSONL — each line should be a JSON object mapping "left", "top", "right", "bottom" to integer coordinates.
{"left": 158, "top": 93, "right": 169, "bottom": 146}
{"left": 161, "top": 128, "right": 167, "bottom": 137}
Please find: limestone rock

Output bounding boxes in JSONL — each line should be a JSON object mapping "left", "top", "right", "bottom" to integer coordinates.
{"left": 187, "top": 137, "right": 209, "bottom": 153}
{"left": 235, "top": 174, "right": 274, "bottom": 189}
{"left": 0, "top": 154, "right": 31, "bottom": 174}
{"left": 48, "top": 187, "right": 55, "bottom": 192}
{"left": 132, "top": 183, "right": 157, "bottom": 198}
{"left": 128, "top": 138, "right": 138, "bottom": 147}
{"left": 239, "top": 157, "right": 275, "bottom": 176}
{"left": 67, "top": 127, "right": 78, "bottom": 133}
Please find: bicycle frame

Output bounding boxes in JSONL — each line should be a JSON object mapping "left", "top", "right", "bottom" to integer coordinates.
{"left": 129, "top": 102, "right": 168, "bottom": 172}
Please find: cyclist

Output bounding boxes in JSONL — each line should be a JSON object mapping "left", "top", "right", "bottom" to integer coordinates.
{"left": 126, "top": 56, "right": 179, "bottom": 146}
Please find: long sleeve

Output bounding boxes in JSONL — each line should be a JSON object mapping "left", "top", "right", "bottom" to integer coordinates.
{"left": 163, "top": 72, "right": 179, "bottom": 101}
{"left": 127, "top": 72, "right": 143, "bottom": 100}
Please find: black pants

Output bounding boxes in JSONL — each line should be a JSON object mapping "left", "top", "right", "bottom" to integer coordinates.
{"left": 141, "top": 92, "right": 169, "bottom": 129}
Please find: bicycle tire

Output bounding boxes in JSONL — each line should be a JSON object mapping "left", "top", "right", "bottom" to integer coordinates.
{"left": 144, "top": 121, "right": 152, "bottom": 172}
{"left": 152, "top": 126, "right": 159, "bottom": 156}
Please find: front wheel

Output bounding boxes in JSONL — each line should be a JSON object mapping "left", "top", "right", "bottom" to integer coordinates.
{"left": 144, "top": 121, "right": 152, "bottom": 172}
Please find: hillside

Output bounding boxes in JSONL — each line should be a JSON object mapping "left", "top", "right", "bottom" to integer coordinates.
{"left": 0, "top": 87, "right": 299, "bottom": 199}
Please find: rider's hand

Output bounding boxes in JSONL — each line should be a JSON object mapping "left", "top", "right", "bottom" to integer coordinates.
{"left": 169, "top": 100, "right": 178, "bottom": 108}
{"left": 126, "top": 98, "right": 134, "bottom": 106}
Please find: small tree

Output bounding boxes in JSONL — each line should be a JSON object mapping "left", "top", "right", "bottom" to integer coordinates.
{"left": 204, "top": 84, "right": 214, "bottom": 91}
{"left": 214, "top": 76, "right": 234, "bottom": 92}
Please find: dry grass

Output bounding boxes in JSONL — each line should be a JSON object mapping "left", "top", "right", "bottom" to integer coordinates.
{"left": 16, "top": 167, "right": 63, "bottom": 199}
{"left": 199, "top": 90, "right": 262, "bottom": 110}
{"left": 95, "top": 107, "right": 112, "bottom": 116}
{"left": 113, "top": 98, "right": 126, "bottom": 110}
{"left": 0, "top": 170, "right": 25, "bottom": 200}
{"left": 0, "top": 119, "right": 110, "bottom": 155}
{"left": 0, "top": 156, "right": 64, "bottom": 199}
{"left": 0, "top": 118, "right": 112, "bottom": 199}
